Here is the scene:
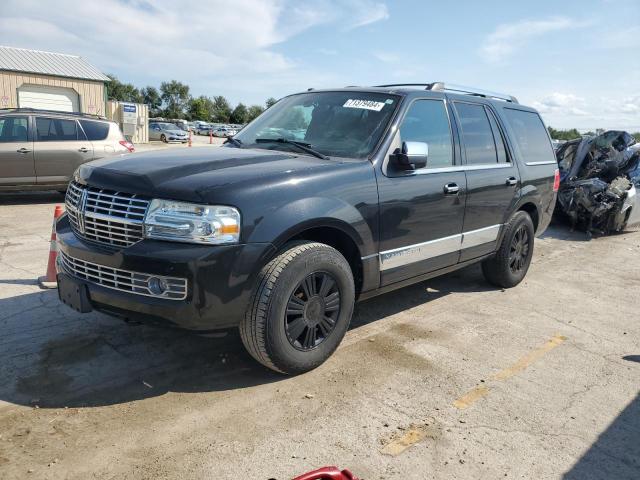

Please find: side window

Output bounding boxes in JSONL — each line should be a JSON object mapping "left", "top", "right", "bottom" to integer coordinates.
{"left": 36, "top": 117, "right": 79, "bottom": 141}
{"left": 0, "top": 116, "right": 28, "bottom": 143}
{"left": 398, "top": 100, "right": 453, "bottom": 168}
{"left": 486, "top": 109, "right": 509, "bottom": 163}
{"left": 80, "top": 120, "right": 110, "bottom": 141}
{"left": 454, "top": 102, "right": 498, "bottom": 165}
{"left": 503, "top": 109, "right": 555, "bottom": 164}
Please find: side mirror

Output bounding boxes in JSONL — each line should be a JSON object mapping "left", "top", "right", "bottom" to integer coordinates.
{"left": 391, "top": 141, "right": 428, "bottom": 170}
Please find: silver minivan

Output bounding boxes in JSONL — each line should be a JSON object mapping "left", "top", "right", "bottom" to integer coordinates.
{"left": 0, "top": 109, "right": 134, "bottom": 192}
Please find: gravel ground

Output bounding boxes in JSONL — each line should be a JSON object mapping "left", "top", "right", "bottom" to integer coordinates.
{"left": 0, "top": 190, "right": 638, "bottom": 480}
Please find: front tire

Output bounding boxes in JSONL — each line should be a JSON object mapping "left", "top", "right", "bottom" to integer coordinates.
{"left": 481, "top": 211, "right": 535, "bottom": 288}
{"left": 161, "top": 134, "right": 167, "bottom": 143}
{"left": 240, "top": 241, "right": 355, "bottom": 375}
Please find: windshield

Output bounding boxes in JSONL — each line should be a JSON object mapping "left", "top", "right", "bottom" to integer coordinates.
{"left": 159, "top": 123, "right": 178, "bottom": 130}
{"left": 234, "top": 91, "right": 400, "bottom": 158}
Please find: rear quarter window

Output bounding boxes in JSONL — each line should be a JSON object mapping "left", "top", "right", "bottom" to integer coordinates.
{"left": 503, "top": 109, "right": 555, "bottom": 164}
{"left": 80, "top": 120, "right": 110, "bottom": 141}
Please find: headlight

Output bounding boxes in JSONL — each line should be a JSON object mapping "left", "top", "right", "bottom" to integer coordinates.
{"left": 144, "top": 199, "right": 241, "bottom": 244}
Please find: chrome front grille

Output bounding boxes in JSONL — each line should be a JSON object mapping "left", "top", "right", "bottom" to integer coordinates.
{"left": 58, "top": 250, "right": 188, "bottom": 300}
{"left": 65, "top": 181, "right": 150, "bottom": 247}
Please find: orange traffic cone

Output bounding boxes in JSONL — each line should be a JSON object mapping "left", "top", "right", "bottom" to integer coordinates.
{"left": 38, "top": 204, "right": 64, "bottom": 289}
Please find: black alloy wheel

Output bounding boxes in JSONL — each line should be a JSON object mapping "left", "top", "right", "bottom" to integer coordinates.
{"left": 509, "top": 225, "right": 530, "bottom": 274}
{"left": 285, "top": 272, "right": 341, "bottom": 351}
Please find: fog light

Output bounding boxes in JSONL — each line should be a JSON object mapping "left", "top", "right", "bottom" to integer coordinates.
{"left": 148, "top": 276, "right": 168, "bottom": 295}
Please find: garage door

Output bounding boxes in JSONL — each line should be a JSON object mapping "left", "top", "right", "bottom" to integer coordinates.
{"left": 18, "top": 85, "right": 79, "bottom": 112}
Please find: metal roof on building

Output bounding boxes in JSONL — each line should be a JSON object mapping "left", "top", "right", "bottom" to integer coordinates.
{"left": 0, "top": 46, "right": 109, "bottom": 82}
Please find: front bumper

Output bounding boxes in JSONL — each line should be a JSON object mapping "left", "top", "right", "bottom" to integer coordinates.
{"left": 55, "top": 214, "right": 275, "bottom": 330}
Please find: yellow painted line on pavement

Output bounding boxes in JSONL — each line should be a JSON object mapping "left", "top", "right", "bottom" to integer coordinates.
{"left": 380, "top": 427, "right": 427, "bottom": 456}
{"left": 453, "top": 334, "right": 567, "bottom": 410}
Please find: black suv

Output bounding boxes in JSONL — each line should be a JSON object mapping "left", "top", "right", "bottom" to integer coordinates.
{"left": 56, "top": 83, "right": 558, "bottom": 374}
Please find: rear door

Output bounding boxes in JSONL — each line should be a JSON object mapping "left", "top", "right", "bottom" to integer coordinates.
{"left": 377, "top": 98, "right": 467, "bottom": 285}
{"left": 0, "top": 115, "right": 35, "bottom": 187}
{"left": 33, "top": 116, "right": 94, "bottom": 185}
{"left": 451, "top": 100, "right": 520, "bottom": 261}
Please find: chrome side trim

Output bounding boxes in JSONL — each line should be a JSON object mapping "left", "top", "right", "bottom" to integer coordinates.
{"left": 412, "top": 163, "right": 513, "bottom": 175}
{"left": 360, "top": 253, "right": 379, "bottom": 261}
{"left": 380, "top": 233, "right": 462, "bottom": 271}
{"left": 525, "top": 160, "right": 557, "bottom": 166}
{"left": 461, "top": 224, "right": 501, "bottom": 249}
{"left": 378, "top": 224, "right": 502, "bottom": 271}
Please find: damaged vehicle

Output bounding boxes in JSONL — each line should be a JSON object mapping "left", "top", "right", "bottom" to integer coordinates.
{"left": 555, "top": 130, "right": 640, "bottom": 235}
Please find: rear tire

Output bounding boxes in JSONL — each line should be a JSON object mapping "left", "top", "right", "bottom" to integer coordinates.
{"left": 240, "top": 241, "right": 355, "bottom": 375}
{"left": 481, "top": 211, "right": 535, "bottom": 288}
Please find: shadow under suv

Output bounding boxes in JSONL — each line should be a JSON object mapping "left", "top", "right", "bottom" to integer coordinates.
{"left": 55, "top": 82, "right": 559, "bottom": 374}
{"left": 0, "top": 108, "right": 134, "bottom": 192}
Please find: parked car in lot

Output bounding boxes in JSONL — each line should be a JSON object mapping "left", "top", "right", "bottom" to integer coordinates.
{"left": 56, "top": 82, "right": 558, "bottom": 374}
{"left": 0, "top": 108, "right": 133, "bottom": 192}
{"left": 149, "top": 122, "right": 188, "bottom": 143}
{"left": 195, "top": 124, "right": 212, "bottom": 135}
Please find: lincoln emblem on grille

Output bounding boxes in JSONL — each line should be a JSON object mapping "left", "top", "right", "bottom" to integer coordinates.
{"left": 77, "top": 188, "right": 88, "bottom": 234}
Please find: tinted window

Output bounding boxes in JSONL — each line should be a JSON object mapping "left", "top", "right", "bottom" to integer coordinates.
{"left": 486, "top": 109, "right": 509, "bottom": 163}
{"left": 0, "top": 116, "right": 28, "bottom": 143}
{"left": 399, "top": 100, "right": 453, "bottom": 168}
{"left": 503, "top": 109, "right": 554, "bottom": 164}
{"left": 36, "top": 117, "right": 79, "bottom": 141}
{"left": 235, "top": 91, "right": 399, "bottom": 158}
{"left": 455, "top": 103, "right": 498, "bottom": 165}
{"left": 80, "top": 120, "right": 109, "bottom": 141}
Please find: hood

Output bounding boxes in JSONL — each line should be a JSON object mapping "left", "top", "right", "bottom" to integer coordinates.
{"left": 77, "top": 146, "right": 341, "bottom": 202}
{"left": 165, "top": 129, "right": 186, "bottom": 135}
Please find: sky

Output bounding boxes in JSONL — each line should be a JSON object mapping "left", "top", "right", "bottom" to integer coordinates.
{"left": 1, "top": 0, "right": 639, "bottom": 131}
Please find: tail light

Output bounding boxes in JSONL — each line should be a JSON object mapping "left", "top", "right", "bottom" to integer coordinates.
{"left": 119, "top": 140, "right": 135, "bottom": 153}
{"left": 553, "top": 168, "right": 560, "bottom": 192}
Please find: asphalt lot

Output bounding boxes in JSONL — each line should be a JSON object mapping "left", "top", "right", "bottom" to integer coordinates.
{"left": 0, "top": 182, "right": 639, "bottom": 479}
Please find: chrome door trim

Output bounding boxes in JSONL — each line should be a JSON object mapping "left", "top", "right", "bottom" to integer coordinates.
{"left": 525, "top": 160, "right": 557, "bottom": 166}
{"left": 411, "top": 163, "right": 514, "bottom": 175}
{"left": 376, "top": 224, "right": 503, "bottom": 271}
{"left": 380, "top": 233, "right": 462, "bottom": 271}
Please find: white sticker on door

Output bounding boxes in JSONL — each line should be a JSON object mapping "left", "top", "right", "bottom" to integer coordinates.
{"left": 343, "top": 99, "right": 386, "bottom": 111}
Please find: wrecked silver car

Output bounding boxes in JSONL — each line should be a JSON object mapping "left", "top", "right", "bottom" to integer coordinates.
{"left": 555, "top": 130, "right": 640, "bottom": 235}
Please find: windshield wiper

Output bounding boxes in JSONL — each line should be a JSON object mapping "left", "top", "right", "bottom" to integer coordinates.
{"left": 224, "top": 136, "right": 243, "bottom": 148}
{"left": 255, "top": 138, "right": 329, "bottom": 160}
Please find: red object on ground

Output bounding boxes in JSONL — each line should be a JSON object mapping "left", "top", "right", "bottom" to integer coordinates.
{"left": 38, "top": 204, "right": 64, "bottom": 288}
{"left": 292, "top": 466, "right": 359, "bottom": 480}
{"left": 119, "top": 139, "right": 135, "bottom": 152}
{"left": 553, "top": 168, "right": 560, "bottom": 192}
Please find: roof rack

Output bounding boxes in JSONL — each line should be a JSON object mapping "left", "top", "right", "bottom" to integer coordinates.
{"left": 0, "top": 108, "right": 107, "bottom": 120}
{"left": 373, "top": 82, "right": 519, "bottom": 103}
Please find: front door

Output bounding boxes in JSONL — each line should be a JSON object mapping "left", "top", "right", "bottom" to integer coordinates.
{"left": 0, "top": 115, "right": 35, "bottom": 187}
{"left": 450, "top": 101, "right": 520, "bottom": 261}
{"left": 33, "top": 116, "right": 94, "bottom": 186}
{"left": 378, "top": 98, "right": 467, "bottom": 286}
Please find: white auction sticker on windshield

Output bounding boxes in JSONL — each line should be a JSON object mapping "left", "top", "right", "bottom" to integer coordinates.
{"left": 343, "top": 99, "right": 386, "bottom": 111}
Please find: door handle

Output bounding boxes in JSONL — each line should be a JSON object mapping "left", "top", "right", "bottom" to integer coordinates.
{"left": 506, "top": 177, "right": 518, "bottom": 186}
{"left": 78, "top": 147, "right": 90, "bottom": 153}
{"left": 443, "top": 183, "right": 460, "bottom": 195}
{"left": 16, "top": 147, "right": 31, "bottom": 154}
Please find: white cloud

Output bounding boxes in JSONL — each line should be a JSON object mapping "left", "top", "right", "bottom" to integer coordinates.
{"left": 0, "top": 0, "right": 389, "bottom": 104}
{"left": 373, "top": 51, "right": 400, "bottom": 63}
{"left": 620, "top": 95, "right": 640, "bottom": 114}
{"left": 531, "top": 93, "right": 590, "bottom": 116}
{"left": 480, "top": 17, "right": 587, "bottom": 63}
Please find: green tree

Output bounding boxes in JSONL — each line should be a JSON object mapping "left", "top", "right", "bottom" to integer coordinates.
{"left": 632, "top": 132, "right": 640, "bottom": 142}
{"left": 188, "top": 96, "right": 216, "bottom": 121}
{"left": 230, "top": 103, "right": 248, "bottom": 124}
{"left": 547, "top": 127, "right": 581, "bottom": 141}
{"left": 246, "top": 105, "right": 264, "bottom": 122}
{"left": 211, "top": 96, "right": 232, "bottom": 123}
{"left": 160, "top": 80, "right": 190, "bottom": 119}
{"left": 106, "top": 74, "right": 142, "bottom": 103}
{"left": 265, "top": 97, "right": 278, "bottom": 109}
{"left": 140, "top": 86, "right": 162, "bottom": 116}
